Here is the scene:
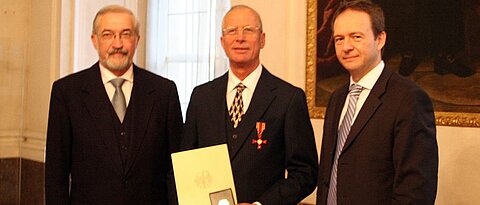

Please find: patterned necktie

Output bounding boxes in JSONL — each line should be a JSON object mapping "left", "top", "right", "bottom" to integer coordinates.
{"left": 110, "top": 78, "right": 127, "bottom": 122}
{"left": 229, "top": 83, "right": 246, "bottom": 128}
{"left": 327, "top": 84, "right": 363, "bottom": 205}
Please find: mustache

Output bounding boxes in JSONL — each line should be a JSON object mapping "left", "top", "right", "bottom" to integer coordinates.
{"left": 108, "top": 49, "right": 128, "bottom": 55}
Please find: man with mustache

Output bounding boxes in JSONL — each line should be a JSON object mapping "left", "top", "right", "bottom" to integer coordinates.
{"left": 181, "top": 5, "right": 318, "bottom": 205}
{"left": 45, "top": 5, "right": 182, "bottom": 205}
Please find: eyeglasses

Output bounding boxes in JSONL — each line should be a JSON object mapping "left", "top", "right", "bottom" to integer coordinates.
{"left": 99, "top": 31, "right": 135, "bottom": 41}
{"left": 222, "top": 25, "right": 261, "bottom": 36}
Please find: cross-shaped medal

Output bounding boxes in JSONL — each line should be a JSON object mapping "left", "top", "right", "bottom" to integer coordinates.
{"left": 252, "top": 122, "right": 267, "bottom": 150}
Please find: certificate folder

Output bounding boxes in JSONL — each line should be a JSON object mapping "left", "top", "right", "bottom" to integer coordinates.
{"left": 172, "top": 144, "right": 237, "bottom": 205}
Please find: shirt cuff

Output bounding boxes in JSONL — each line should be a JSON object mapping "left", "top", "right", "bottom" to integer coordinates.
{"left": 253, "top": 202, "right": 262, "bottom": 205}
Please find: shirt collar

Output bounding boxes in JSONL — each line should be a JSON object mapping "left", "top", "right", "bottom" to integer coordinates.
{"left": 350, "top": 60, "right": 384, "bottom": 90}
{"left": 227, "top": 63, "right": 263, "bottom": 92}
{"left": 100, "top": 63, "right": 134, "bottom": 85}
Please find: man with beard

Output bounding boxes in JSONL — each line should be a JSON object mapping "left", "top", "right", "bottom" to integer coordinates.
{"left": 45, "top": 5, "right": 183, "bottom": 205}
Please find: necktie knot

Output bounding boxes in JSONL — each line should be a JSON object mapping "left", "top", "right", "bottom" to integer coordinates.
{"left": 111, "top": 78, "right": 126, "bottom": 89}
{"left": 235, "top": 83, "right": 246, "bottom": 93}
{"left": 349, "top": 84, "right": 363, "bottom": 98}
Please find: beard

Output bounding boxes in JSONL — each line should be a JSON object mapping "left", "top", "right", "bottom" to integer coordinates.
{"left": 102, "top": 48, "right": 131, "bottom": 71}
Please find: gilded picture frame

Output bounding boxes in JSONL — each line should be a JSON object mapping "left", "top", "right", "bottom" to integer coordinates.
{"left": 306, "top": 0, "right": 480, "bottom": 127}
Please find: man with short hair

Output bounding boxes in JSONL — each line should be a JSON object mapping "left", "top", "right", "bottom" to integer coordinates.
{"left": 181, "top": 5, "right": 318, "bottom": 205}
{"left": 316, "top": 1, "right": 438, "bottom": 204}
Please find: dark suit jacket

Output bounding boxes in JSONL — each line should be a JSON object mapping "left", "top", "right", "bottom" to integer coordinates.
{"left": 181, "top": 67, "right": 318, "bottom": 205}
{"left": 317, "top": 68, "right": 438, "bottom": 204}
{"left": 45, "top": 63, "right": 183, "bottom": 205}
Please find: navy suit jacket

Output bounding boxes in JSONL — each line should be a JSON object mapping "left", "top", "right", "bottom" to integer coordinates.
{"left": 317, "top": 67, "right": 438, "bottom": 204}
{"left": 45, "top": 62, "right": 183, "bottom": 205}
{"left": 181, "top": 67, "right": 318, "bottom": 205}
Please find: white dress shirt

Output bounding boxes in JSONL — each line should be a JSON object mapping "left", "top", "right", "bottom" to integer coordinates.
{"left": 339, "top": 61, "right": 384, "bottom": 128}
{"left": 226, "top": 64, "right": 263, "bottom": 113}
{"left": 100, "top": 64, "right": 134, "bottom": 107}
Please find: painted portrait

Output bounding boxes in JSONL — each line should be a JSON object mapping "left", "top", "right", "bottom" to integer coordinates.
{"left": 306, "top": 0, "right": 480, "bottom": 127}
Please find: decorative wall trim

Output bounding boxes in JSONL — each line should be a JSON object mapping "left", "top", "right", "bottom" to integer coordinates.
{"left": 21, "top": 130, "right": 46, "bottom": 162}
{"left": 0, "top": 130, "right": 21, "bottom": 158}
{"left": 0, "top": 130, "right": 46, "bottom": 162}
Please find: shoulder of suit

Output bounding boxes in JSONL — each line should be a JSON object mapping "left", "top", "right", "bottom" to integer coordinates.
{"left": 387, "top": 69, "right": 424, "bottom": 92}
{"left": 53, "top": 65, "right": 99, "bottom": 87}
{"left": 261, "top": 68, "right": 303, "bottom": 92}
{"left": 134, "top": 66, "right": 177, "bottom": 86}
{"left": 192, "top": 72, "right": 227, "bottom": 91}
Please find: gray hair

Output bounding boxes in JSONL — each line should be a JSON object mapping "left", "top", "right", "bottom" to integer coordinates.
{"left": 92, "top": 5, "right": 140, "bottom": 35}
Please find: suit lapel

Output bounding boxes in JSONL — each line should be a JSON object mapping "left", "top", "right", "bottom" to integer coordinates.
{"left": 341, "top": 68, "right": 392, "bottom": 154}
{"left": 81, "top": 63, "right": 124, "bottom": 175}
{"left": 229, "top": 68, "right": 276, "bottom": 159}
{"left": 125, "top": 66, "right": 155, "bottom": 175}
{"left": 210, "top": 73, "right": 229, "bottom": 145}
{"left": 328, "top": 85, "right": 349, "bottom": 158}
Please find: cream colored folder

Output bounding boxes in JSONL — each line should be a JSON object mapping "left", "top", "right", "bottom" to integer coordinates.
{"left": 172, "top": 144, "right": 237, "bottom": 205}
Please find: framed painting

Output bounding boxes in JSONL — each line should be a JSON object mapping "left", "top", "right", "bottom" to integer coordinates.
{"left": 306, "top": 0, "right": 480, "bottom": 127}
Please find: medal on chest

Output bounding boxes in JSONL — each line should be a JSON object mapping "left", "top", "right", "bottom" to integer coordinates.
{"left": 252, "top": 122, "right": 267, "bottom": 150}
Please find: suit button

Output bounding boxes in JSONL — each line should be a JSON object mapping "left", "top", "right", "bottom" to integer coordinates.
{"left": 232, "top": 134, "right": 237, "bottom": 139}
{"left": 121, "top": 132, "right": 126, "bottom": 136}
{"left": 121, "top": 145, "right": 128, "bottom": 151}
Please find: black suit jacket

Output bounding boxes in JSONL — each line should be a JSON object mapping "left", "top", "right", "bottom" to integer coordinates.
{"left": 181, "top": 67, "right": 318, "bottom": 205}
{"left": 45, "top": 63, "right": 183, "bottom": 205}
{"left": 317, "top": 68, "right": 438, "bottom": 204}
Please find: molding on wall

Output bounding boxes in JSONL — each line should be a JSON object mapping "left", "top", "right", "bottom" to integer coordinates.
{"left": 21, "top": 130, "right": 46, "bottom": 162}
{"left": 0, "top": 130, "right": 22, "bottom": 137}
{"left": 0, "top": 130, "right": 46, "bottom": 162}
{"left": 0, "top": 130, "right": 21, "bottom": 158}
